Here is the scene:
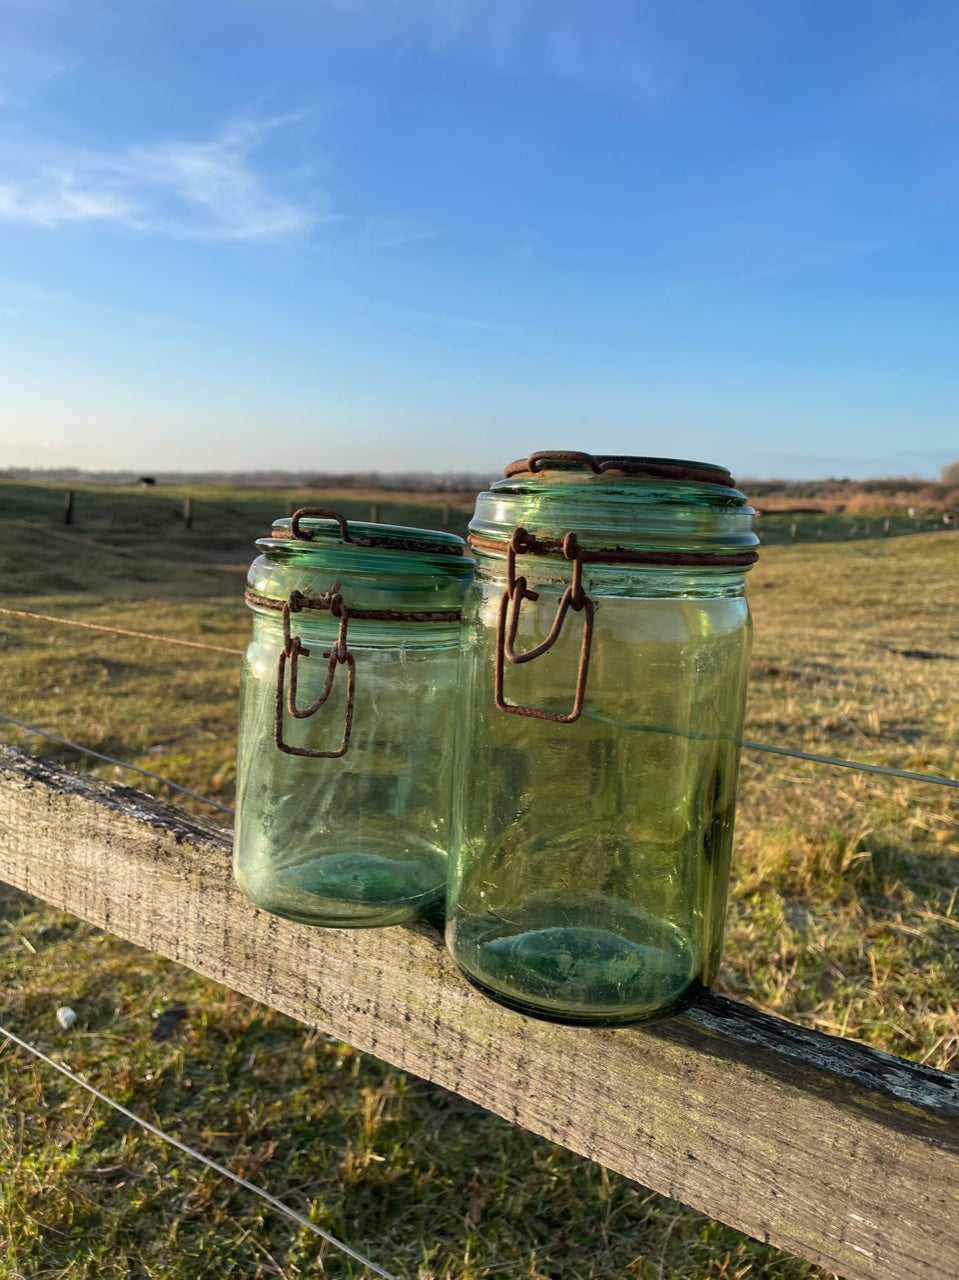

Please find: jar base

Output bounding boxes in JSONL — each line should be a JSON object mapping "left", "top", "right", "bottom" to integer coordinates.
{"left": 236, "top": 882, "right": 445, "bottom": 929}
{"left": 452, "top": 962, "right": 706, "bottom": 1027}
{"left": 234, "top": 842, "right": 447, "bottom": 928}
{"left": 447, "top": 908, "right": 704, "bottom": 1026}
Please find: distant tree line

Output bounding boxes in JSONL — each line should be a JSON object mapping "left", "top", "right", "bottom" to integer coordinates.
{"left": 741, "top": 465, "right": 959, "bottom": 514}
{"left": 4, "top": 462, "right": 958, "bottom": 510}
{"left": 0, "top": 467, "right": 497, "bottom": 492}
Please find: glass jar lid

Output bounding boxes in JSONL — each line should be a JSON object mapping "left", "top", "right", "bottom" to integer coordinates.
{"left": 470, "top": 450, "right": 759, "bottom": 565}
{"left": 503, "top": 450, "right": 737, "bottom": 487}
{"left": 268, "top": 507, "right": 466, "bottom": 556}
{"left": 247, "top": 507, "right": 472, "bottom": 617}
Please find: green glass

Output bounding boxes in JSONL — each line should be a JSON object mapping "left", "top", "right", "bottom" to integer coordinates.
{"left": 234, "top": 512, "right": 472, "bottom": 928}
{"left": 446, "top": 454, "right": 758, "bottom": 1024}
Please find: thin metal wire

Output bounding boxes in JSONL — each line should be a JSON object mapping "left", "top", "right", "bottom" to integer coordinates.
{"left": 0, "top": 606, "right": 245, "bottom": 656}
{"left": 0, "top": 1024, "right": 400, "bottom": 1280}
{"left": 2, "top": 605, "right": 957, "bottom": 791}
{"left": 0, "top": 712, "right": 235, "bottom": 815}
{"left": 740, "top": 739, "right": 959, "bottom": 789}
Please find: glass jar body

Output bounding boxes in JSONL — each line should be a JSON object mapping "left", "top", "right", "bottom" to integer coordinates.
{"left": 446, "top": 556, "right": 752, "bottom": 1024}
{"left": 233, "top": 519, "right": 470, "bottom": 929}
{"left": 235, "top": 611, "right": 462, "bottom": 926}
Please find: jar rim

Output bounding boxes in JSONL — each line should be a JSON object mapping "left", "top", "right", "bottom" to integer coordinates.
{"left": 471, "top": 450, "right": 759, "bottom": 563}
{"left": 266, "top": 508, "right": 467, "bottom": 556}
{"left": 503, "top": 450, "right": 737, "bottom": 487}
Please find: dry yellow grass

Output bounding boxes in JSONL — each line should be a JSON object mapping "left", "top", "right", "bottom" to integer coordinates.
{"left": 0, "top": 480, "right": 955, "bottom": 1278}
{"left": 725, "top": 535, "right": 958, "bottom": 1068}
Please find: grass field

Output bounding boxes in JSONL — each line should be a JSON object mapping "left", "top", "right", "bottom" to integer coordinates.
{"left": 0, "top": 479, "right": 956, "bottom": 1279}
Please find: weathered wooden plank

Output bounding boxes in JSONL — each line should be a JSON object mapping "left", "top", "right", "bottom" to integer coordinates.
{"left": 0, "top": 745, "right": 956, "bottom": 1280}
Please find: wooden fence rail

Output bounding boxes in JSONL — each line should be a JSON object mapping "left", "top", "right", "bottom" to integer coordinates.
{"left": 0, "top": 745, "right": 956, "bottom": 1280}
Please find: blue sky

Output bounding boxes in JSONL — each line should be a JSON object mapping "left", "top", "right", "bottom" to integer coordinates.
{"left": 1, "top": 0, "right": 958, "bottom": 480}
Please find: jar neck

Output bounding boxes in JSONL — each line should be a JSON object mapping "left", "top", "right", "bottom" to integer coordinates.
{"left": 471, "top": 548, "right": 749, "bottom": 598}
{"left": 247, "top": 551, "right": 472, "bottom": 617}
{"left": 250, "top": 608, "right": 461, "bottom": 649}
{"left": 469, "top": 467, "right": 758, "bottom": 563}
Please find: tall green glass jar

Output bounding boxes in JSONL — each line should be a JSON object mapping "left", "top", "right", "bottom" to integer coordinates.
{"left": 234, "top": 508, "right": 472, "bottom": 928}
{"left": 446, "top": 452, "right": 758, "bottom": 1024}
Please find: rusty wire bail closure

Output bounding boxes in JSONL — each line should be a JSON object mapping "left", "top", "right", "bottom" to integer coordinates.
{"left": 275, "top": 588, "right": 356, "bottom": 758}
{"left": 503, "top": 450, "right": 739, "bottom": 488}
{"left": 494, "top": 528, "right": 595, "bottom": 724}
{"left": 254, "top": 507, "right": 466, "bottom": 756}
{"left": 287, "top": 506, "right": 465, "bottom": 556}
{"left": 248, "top": 584, "right": 463, "bottom": 759}
{"left": 290, "top": 507, "right": 353, "bottom": 542}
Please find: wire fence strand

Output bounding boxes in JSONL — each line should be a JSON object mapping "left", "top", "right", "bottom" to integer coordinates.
{"left": 0, "top": 606, "right": 245, "bottom": 656}
{"left": 0, "top": 712, "right": 235, "bottom": 815}
{"left": 1, "top": 604, "right": 958, "bottom": 791}
{"left": 740, "top": 739, "right": 959, "bottom": 789}
{"left": 0, "top": 1023, "right": 400, "bottom": 1280}
{"left": 1, "top": 704, "right": 957, "bottom": 808}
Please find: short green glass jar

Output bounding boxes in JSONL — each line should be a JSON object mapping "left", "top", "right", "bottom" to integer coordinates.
{"left": 445, "top": 452, "right": 759, "bottom": 1025}
{"left": 234, "top": 508, "right": 472, "bottom": 928}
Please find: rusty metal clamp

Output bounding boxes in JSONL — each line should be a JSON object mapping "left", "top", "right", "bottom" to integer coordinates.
{"left": 494, "top": 528, "right": 594, "bottom": 723}
{"left": 275, "top": 588, "right": 356, "bottom": 757}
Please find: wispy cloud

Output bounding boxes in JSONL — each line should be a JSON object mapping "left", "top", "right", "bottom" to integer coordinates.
{"left": 674, "top": 239, "right": 899, "bottom": 292}
{"left": 0, "top": 278, "right": 204, "bottom": 331}
{"left": 0, "top": 114, "right": 325, "bottom": 241}
{"left": 359, "top": 216, "right": 444, "bottom": 251}
{"left": 314, "top": 0, "right": 675, "bottom": 100}
{"left": 382, "top": 302, "right": 531, "bottom": 337}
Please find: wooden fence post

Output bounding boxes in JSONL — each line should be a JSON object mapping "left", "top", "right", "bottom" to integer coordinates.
{"left": 1, "top": 745, "right": 957, "bottom": 1280}
{"left": 63, "top": 490, "right": 75, "bottom": 526}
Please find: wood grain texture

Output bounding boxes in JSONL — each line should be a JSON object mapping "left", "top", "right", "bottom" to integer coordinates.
{"left": 1, "top": 745, "right": 957, "bottom": 1280}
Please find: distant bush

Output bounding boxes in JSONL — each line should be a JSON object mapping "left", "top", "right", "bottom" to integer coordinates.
{"left": 843, "top": 492, "right": 893, "bottom": 514}
{"left": 845, "top": 483, "right": 950, "bottom": 513}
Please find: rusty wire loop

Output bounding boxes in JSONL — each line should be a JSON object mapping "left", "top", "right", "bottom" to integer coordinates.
{"left": 275, "top": 589, "right": 356, "bottom": 758}
{"left": 286, "top": 507, "right": 465, "bottom": 556}
{"left": 467, "top": 533, "right": 758, "bottom": 568}
{"left": 290, "top": 507, "right": 353, "bottom": 541}
{"left": 282, "top": 592, "right": 350, "bottom": 716}
{"left": 527, "top": 450, "right": 603, "bottom": 474}
{"left": 506, "top": 450, "right": 739, "bottom": 488}
{"left": 495, "top": 528, "right": 594, "bottom": 723}
{"left": 245, "top": 589, "right": 460, "bottom": 625}
{"left": 247, "top": 579, "right": 462, "bottom": 758}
